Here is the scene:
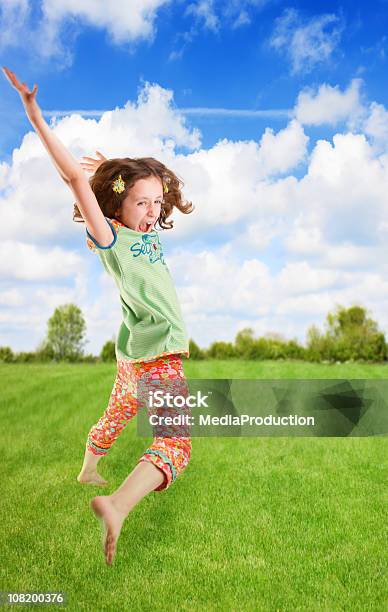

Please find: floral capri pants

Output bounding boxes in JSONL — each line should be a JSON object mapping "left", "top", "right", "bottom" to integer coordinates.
{"left": 86, "top": 354, "right": 191, "bottom": 492}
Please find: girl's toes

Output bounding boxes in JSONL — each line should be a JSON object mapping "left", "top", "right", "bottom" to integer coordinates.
{"left": 105, "top": 534, "right": 115, "bottom": 565}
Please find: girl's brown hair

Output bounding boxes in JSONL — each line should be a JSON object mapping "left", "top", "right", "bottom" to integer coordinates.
{"left": 73, "top": 157, "right": 193, "bottom": 230}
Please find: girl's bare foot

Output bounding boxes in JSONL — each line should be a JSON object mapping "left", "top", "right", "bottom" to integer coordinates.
{"left": 77, "top": 470, "right": 108, "bottom": 486}
{"left": 90, "top": 496, "right": 126, "bottom": 565}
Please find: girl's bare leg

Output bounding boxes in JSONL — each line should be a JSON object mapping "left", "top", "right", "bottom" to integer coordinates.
{"left": 91, "top": 461, "right": 165, "bottom": 565}
{"left": 77, "top": 448, "right": 108, "bottom": 486}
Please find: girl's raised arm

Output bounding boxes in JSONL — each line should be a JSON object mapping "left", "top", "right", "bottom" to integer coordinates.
{"left": 2, "top": 67, "right": 114, "bottom": 247}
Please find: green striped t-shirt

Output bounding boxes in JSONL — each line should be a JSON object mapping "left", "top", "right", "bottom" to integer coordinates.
{"left": 85, "top": 217, "right": 189, "bottom": 363}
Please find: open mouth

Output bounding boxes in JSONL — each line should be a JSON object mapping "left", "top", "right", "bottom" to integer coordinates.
{"left": 139, "top": 221, "right": 154, "bottom": 233}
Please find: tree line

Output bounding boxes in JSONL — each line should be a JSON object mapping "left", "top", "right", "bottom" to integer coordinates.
{"left": 0, "top": 303, "right": 386, "bottom": 364}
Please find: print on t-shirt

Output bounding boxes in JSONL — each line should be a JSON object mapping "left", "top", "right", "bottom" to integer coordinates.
{"left": 130, "top": 233, "right": 166, "bottom": 265}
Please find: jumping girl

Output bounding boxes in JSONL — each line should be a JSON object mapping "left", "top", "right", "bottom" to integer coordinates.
{"left": 3, "top": 67, "right": 193, "bottom": 565}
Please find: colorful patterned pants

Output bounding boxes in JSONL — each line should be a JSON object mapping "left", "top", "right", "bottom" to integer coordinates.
{"left": 86, "top": 354, "right": 191, "bottom": 492}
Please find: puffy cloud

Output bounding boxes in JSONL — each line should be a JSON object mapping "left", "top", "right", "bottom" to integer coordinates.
{"left": 162, "top": 119, "right": 308, "bottom": 239}
{"left": 42, "top": 0, "right": 171, "bottom": 44}
{"left": 0, "top": 0, "right": 172, "bottom": 63}
{"left": 0, "top": 0, "right": 30, "bottom": 48}
{"left": 0, "top": 240, "right": 84, "bottom": 280}
{"left": 277, "top": 261, "right": 340, "bottom": 295}
{"left": 293, "top": 78, "right": 388, "bottom": 155}
{"left": 2, "top": 78, "right": 388, "bottom": 353}
{"left": 362, "top": 102, "right": 388, "bottom": 153}
{"left": 294, "top": 79, "right": 364, "bottom": 126}
{"left": 0, "top": 287, "right": 23, "bottom": 306}
{"left": 0, "top": 81, "right": 201, "bottom": 242}
{"left": 166, "top": 246, "right": 388, "bottom": 348}
{"left": 255, "top": 119, "right": 309, "bottom": 175}
{"left": 272, "top": 131, "right": 388, "bottom": 261}
{"left": 269, "top": 8, "right": 344, "bottom": 74}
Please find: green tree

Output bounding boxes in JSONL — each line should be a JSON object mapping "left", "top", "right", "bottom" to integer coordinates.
{"left": 207, "top": 341, "right": 236, "bottom": 359}
{"left": 327, "top": 305, "right": 387, "bottom": 361}
{"left": 14, "top": 351, "right": 37, "bottom": 363}
{"left": 0, "top": 346, "right": 14, "bottom": 363}
{"left": 249, "top": 338, "right": 270, "bottom": 360}
{"left": 235, "top": 328, "right": 256, "bottom": 358}
{"left": 101, "top": 339, "right": 116, "bottom": 362}
{"left": 45, "top": 304, "right": 87, "bottom": 362}
{"left": 189, "top": 339, "right": 205, "bottom": 360}
{"left": 285, "top": 339, "right": 305, "bottom": 360}
{"left": 35, "top": 339, "right": 55, "bottom": 362}
{"left": 323, "top": 304, "right": 387, "bottom": 362}
{"left": 326, "top": 304, "right": 378, "bottom": 338}
{"left": 306, "top": 324, "right": 331, "bottom": 362}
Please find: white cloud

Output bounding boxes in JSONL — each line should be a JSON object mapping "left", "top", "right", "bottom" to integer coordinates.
{"left": 0, "top": 0, "right": 172, "bottom": 63}
{"left": 185, "top": 0, "right": 268, "bottom": 31}
{"left": 275, "top": 292, "right": 335, "bottom": 317}
{"left": 185, "top": 0, "right": 219, "bottom": 32}
{"left": 256, "top": 119, "right": 308, "bottom": 175}
{"left": 269, "top": 8, "right": 344, "bottom": 74}
{"left": 294, "top": 79, "right": 364, "bottom": 126}
{"left": 242, "top": 217, "right": 282, "bottom": 251}
{"left": 283, "top": 224, "right": 324, "bottom": 256}
{"left": 161, "top": 119, "right": 308, "bottom": 240}
{"left": 0, "top": 273, "right": 89, "bottom": 351}
{"left": 363, "top": 102, "right": 388, "bottom": 153}
{"left": 2, "top": 78, "right": 388, "bottom": 353}
{"left": 0, "top": 81, "right": 201, "bottom": 242}
{"left": 0, "top": 0, "right": 352, "bottom": 93}
{"left": 230, "top": 10, "right": 250, "bottom": 29}
{"left": 167, "top": 246, "right": 388, "bottom": 348}
{"left": 170, "top": 0, "right": 269, "bottom": 60}
{"left": 42, "top": 0, "right": 171, "bottom": 44}
{"left": 0, "top": 287, "right": 23, "bottom": 306}
{"left": 279, "top": 131, "right": 388, "bottom": 259}
{"left": 0, "top": 240, "right": 83, "bottom": 280}
{"left": 277, "top": 262, "right": 340, "bottom": 295}
{"left": 168, "top": 247, "right": 273, "bottom": 318}
{"left": 0, "top": 0, "right": 30, "bottom": 48}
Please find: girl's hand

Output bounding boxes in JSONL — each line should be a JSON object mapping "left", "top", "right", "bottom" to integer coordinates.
{"left": 80, "top": 151, "right": 107, "bottom": 174}
{"left": 2, "top": 66, "right": 41, "bottom": 122}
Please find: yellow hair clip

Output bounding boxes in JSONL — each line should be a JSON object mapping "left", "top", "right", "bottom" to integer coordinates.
{"left": 112, "top": 174, "right": 125, "bottom": 194}
{"left": 163, "top": 175, "right": 171, "bottom": 194}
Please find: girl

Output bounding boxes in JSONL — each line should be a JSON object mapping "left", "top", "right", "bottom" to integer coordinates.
{"left": 3, "top": 67, "right": 193, "bottom": 566}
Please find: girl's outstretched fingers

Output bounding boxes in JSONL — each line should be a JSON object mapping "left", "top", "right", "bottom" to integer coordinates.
{"left": 3, "top": 67, "right": 27, "bottom": 92}
{"left": 2, "top": 66, "right": 20, "bottom": 90}
{"left": 80, "top": 151, "right": 107, "bottom": 174}
{"left": 80, "top": 159, "right": 96, "bottom": 173}
{"left": 2, "top": 67, "right": 40, "bottom": 120}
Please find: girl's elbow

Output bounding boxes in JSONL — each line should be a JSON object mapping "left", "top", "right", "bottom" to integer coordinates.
{"left": 68, "top": 171, "right": 86, "bottom": 184}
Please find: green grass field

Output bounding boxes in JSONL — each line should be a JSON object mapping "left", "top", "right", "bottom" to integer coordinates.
{"left": 1, "top": 360, "right": 387, "bottom": 611}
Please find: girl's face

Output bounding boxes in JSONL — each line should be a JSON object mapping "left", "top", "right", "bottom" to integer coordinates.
{"left": 115, "top": 175, "right": 163, "bottom": 232}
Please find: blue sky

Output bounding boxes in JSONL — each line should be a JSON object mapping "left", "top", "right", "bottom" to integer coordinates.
{"left": 1, "top": 0, "right": 388, "bottom": 355}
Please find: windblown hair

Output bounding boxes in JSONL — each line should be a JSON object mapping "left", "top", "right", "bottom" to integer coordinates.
{"left": 73, "top": 157, "right": 194, "bottom": 230}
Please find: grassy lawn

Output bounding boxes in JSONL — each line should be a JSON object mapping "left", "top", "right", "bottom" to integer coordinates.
{"left": 1, "top": 360, "right": 387, "bottom": 611}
